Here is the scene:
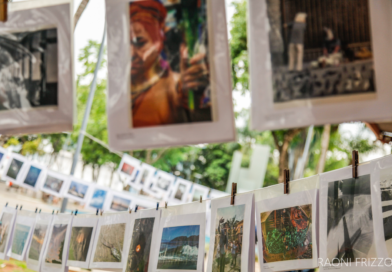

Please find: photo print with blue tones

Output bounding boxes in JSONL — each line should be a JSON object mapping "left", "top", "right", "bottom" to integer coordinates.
{"left": 23, "top": 166, "right": 42, "bottom": 188}
{"left": 89, "top": 189, "right": 108, "bottom": 210}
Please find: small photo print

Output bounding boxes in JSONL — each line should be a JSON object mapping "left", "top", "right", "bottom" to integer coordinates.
{"left": 43, "top": 175, "right": 64, "bottom": 194}
{"left": 93, "top": 223, "right": 126, "bottom": 263}
{"left": 327, "top": 175, "right": 375, "bottom": 262}
{"left": 265, "top": 0, "right": 375, "bottom": 103}
{"left": 129, "top": 0, "right": 212, "bottom": 128}
{"left": 0, "top": 152, "right": 4, "bottom": 162}
{"left": 174, "top": 184, "right": 187, "bottom": 201}
{"left": 121, "top": 163, "right": 135, "bottom": 176}
{"left": 68, "top": 227, "right": 93, "bottom": 262}
{"left": 126, "top": 218, "right": 155, "bottom": 272}
{"left": 11, "top": 223, "right": 31, "bottom": 256}
{"left": 379, "top": 168, "right": 392, "bottom": 256}
{"left": 156, "top": 177, "right": 171, "bottom": 191}
{"left": 28, "top": 224, "right": 48, "bottom": 261}
{"left": 45, "top": 224, "right": 67, "bottom": 264}
{"left": 261, "top": 205, "right": 312, "bottom": 263}
{"left": 0, "top": 212, "right": 13, "bottom": 253}
{"left": 89, "top": 189, "right": 108, "bottom": 210}
{"left": 0, "top": 28, "right": 58, "bottom": 111}
{"left": 6, "top": 158, "right": 24, "bottom": 179}
{"left": 140, "top": 169, "right": 150, "bottom": 185}
{"left": 157, "top": 225, "right": 200, "bottom": 270}
{"left": 110, "top": 195, "right": 131, "bottom": 212}
{"left": 68, "top": 181, "right": 89, "bottom": 200}
{"left": 212, "top": 205, "right": 245, "bottom": 272}
{"left": 192, "top": 189, "right": 205, "bottom": 202}
{"left": 23, "top": 166, "right": 42, "bottom": 188}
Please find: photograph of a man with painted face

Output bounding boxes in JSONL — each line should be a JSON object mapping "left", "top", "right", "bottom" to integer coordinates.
{"left": 129, "top": 0, "right": 212, "bottom": 128}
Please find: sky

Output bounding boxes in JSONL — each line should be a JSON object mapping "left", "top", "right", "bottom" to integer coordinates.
{"left": 162, "top": 225, "right": 200, "bottom": 240}
{"left": 216, "top": 204, "right": 245, "bottom": 222}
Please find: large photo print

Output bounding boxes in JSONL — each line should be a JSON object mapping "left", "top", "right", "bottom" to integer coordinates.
{"left": 266, "top": 0, "right": 375, "bottom": 104}
{"left": 0, "top": 28, "right": 58, "bottom": 111}
{"left": 129, "top": 0, "right": 212, "bottom": 128}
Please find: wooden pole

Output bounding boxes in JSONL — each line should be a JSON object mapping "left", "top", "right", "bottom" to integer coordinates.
{"left": 0, "top": 0, "right": 7, "bottom": 23}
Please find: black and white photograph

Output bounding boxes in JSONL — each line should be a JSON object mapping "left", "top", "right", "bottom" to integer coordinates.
{"left": 0, "top": 28, "right": 58, "bottom": 111}
{"left": 327, "top": 175, "right": 376, "bottom": 262}
{"left": 379, "top": 167, "right": 392, "bottom": 257}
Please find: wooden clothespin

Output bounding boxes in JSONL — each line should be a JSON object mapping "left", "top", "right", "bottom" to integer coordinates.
{"left": 52, "top": 210, "right": 54, "bottom": 214}
{"left": 5, "top": 202, "right": 8, "bottom": 207}
{"left": 200, "top": 196, "right": 202, "bottom": 203}
{"left": 15, "top": 205, "right": 18, "bottom": 210}
{"left": 96, "top": 209, "right": 99, "bottom": 216}
{"left": 39, "top": 209, "right": 42, "bottom": 213}
{"left": 230, "top": 183, "right": 237, "bottom": 205}
{"left": 165, "top": 202, "right": 167, "bottom": 209}
{"left": 71, "top": 211, "right": 74, "bottom": 215}
{"left": 75, "top": 210, "right": 78, "bottom": 216}
{"left": 19, "top": 205, "right": 23, "bottom": 210}
{"left": 35, "top": 208, "right": 38, "bottom": 213}
{"left": 156, "top": 203, "right": 159, "bottom": 210}
{"left": 0, "top": 0, "right": 8, "bottom": 23}
{"left": 352, "top": 150, "right": 359, "bottom": 178}
{"left": 135, "top": 205, "right": 138, "bottom": 213}
{"left": 100, "top": 210, "right": 103, "bottom": 216}
{"left": 284, "top": 169, "right": 290, "bottom": 194}
{"left": 56, "top": 210, "right": 59, "bottom": 215}
{"left": 129, "top": 208, "right": 132, "bottom": 214}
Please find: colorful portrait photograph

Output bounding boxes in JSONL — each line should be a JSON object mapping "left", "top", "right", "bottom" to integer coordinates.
{"left": 68, "top": 227, "right": 94, "bottom": 262}
{"left": 126, "top": 217, "right": 155, "bottom": 272}
{"left": 43, "top": 175, "right": 64, "bottom": 194}
{"left": 212, "top": 205, "right": 245, "bottom": 272}
{"left": 11, "top": 223, "right": 31, "bottom": 256}
{"left": 23, "top": 166, "right": 42, "bottom": 188}
{"left": 129, "top": 0, "right": 213, "bottom": 128}
{"left": 110, "top": 195, "right": 131, "bottom": 212}
{"left": 157, "top": 225, "right": 200, "bottom": 269}
{"left": 0, "top": 212, "right": 13, "bottom": 253}
{"left": 93, "top": 223, "right": 126, "bottom": 263}
{"left": 121, "top": 162, "right": 135, "bottom": 176}
{"left": 68, "top": 181, "right": 89, "bottom": 200}
{"left": 265, "top": 0, "right": 375, "bottom": 104}
{"left": 6, "top": 158, "right": 24, "bottom": 180}
{"left": 261, "top": 205, "right": 312, "bottom": 263}
{"left": 45, "top": 224, "right": 68, "bottom": 264}
{"left": 327, "top": 175, "right": 376, "bottom": 262}
{"left": 0, "top": 28, "right": 58, "bottom": 112}
{"left": 89, "top": 189, "right": 108, "bottom": 210}
{"left": 28, "top": 224, "right": 48, "bottom": 261}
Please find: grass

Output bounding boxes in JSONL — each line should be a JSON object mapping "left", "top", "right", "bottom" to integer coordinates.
{"left": 0, "top": 259, "right": 35, "bottom": 272}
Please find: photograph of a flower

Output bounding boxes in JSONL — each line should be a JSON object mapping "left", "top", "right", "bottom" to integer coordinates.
{"left": 68, "top": 181, "right": 89, "bottom": 200}
{"left": 23, "top": 166, "right": 42, "bottom": 188}
{"left": 89, "top": 189, "right": 108, "bottom": 209}
{"left": 126, "top": 217, "right": 155, "bottom": 272}
{"left": 68, "top": 227, "right": 93, "bottom": 262}
{"left": 6, "top": 158, "right": 24, "bottom": 179}
{"left": 11, "top": 223, "right": 31, "bottom": 256}
{"left": 28, "top": 224, "right": 48, "bottom": 261}
{"left": 157, "top": 225, "right": 200, "bottom": 270}
{"left": 43, "top": 175, "right": 64, "bottom": 194}
{"left": 45, "top": 224, "right": 67, "bottom": 264}
{"left": 0, "top": 212, "right": 13, "bottom": 253}
{"left": 93, "top": 223, "right": 126, "bottom": 263}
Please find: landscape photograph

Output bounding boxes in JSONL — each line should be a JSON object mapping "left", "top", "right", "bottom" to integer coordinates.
{"left": 11, "top": 223, "right": 31, "bottom": 256}
{"left": 43, "top": 175, "right": 64, "bottom": 194}
{"left": 126, "top": 217, "right": 155, "bottom": 272}
{"left": 45, "top": 224, "right": 68, "bottom": 264}
{"left": 23, "top": 166, "right": 42, "bottom": 187}
{"left": 6, "top": 158, "right": 24, "bottom": 179}
{"left": 89, "top": 189, "right": 108, "bottom": 209}
{"left": 212, "top": 204, "right": 245, "bottom": 272}
{"left": 68, "top": 227, "right": 93, "bottom": 262}
{"left": 93, "top": 223, "right": 126, "bottom": 263}
{"left": 28, "top": 223, "right": 48, "bottom": 261}
{"left": 261, "top": 205, "right": 313, "bottom": 263}
{"left": 157, "top": 225, "right": 200, "bottom": 270}
{"left": 0, "top": 212, "right": 13, "bottom": 253}
{"left": 68, "top": 181, "right": 89, "bottom": 200}
{"left": 110, "top": 195, "right": 131, "bottom": 211}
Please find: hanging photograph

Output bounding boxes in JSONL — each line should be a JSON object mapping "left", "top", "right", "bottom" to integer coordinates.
{"left": 0, "top": 206, "right": 17, "bottom": 260}
{"left": 170, "top": 178, "right": 192, "bottom": 203}
{"left": 40, "top": 170, "right": 68, "bottom": 197}
{"left": 90, "top": 213, "right": 130, "bottom": 269}
{"left": 129, "top": 163, "right": 156, "bottom": 191}
{"left": 10, "top": 211, "right": 36, "bottom": 261}
{"left": 130, "top": 195, "right": 157, "bottom": 210}
{"left": 0, "top": 147, "right": 7, "bottom": 166}
{"left": 189, "top": 183, "right": 210, "bottom": 202}
{"left": 67, "top": 215, "right": 98, "bottom": 269}
{"left": 249, "top": 0, "right": 392, "bottom": 131}
{"left": 124, "top": 209, "right": 160, "bottom": 272}
{"left": 106, "top": 0, "right": 234, "bottom": 150}
{"left": 118, "top": 154, "right": 141, "bottom": 181}
{"left": 2, "top": 153, "right": 26, "bottom": 183}
{"left": 109, "top": 193, "right": 132, "bottom": 212}
{"left": 26, "top": 213, "right": 53, "bottom": 272}
{"left": 378, "top": 166, "right": 392, "bottom": 258}
{"left": 152, "top": 171, "right": 175, "bottom": 195}
{"left": 17, "top": 162, "right": 45, "bottom": 191}
{"left": 149, "top": 202, "right": 206, "bottom": 272}
{"left": 207, "top": 192, "right": 255, "bottom": 272}
{"left": 64, "top": 178, "right": 92, "bottom": 203}
{"left": 0, "top": 0, "right": 73, "bottom": 135}
{"left": 88, "top": 187, "right": 109, "bottom": 210}
{"left": 41, "top": 214, "right": 72, "bottom": 272}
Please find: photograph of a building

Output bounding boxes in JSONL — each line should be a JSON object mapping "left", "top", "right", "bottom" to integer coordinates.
{"left": 266, "top": 0, "right": 375, "bottom": 103}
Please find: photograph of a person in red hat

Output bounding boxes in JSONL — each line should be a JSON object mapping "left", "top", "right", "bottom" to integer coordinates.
{"left": 129, "top": 0, "right": 212, "bottom": 128}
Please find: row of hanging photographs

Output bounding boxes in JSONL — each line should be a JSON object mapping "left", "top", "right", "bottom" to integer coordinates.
{"left": 1, "top": 0, "right": 392, "bottom": 151}
{"left": 0, "top": 147, "right": 226, "bottom": 212}
{"left": 3, "top": 153, "right": 392, "bottom": 272}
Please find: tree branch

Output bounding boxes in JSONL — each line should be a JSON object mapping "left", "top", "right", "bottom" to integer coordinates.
{"left": 152, "top": 148, "right": 168, "bottom": 164}
{"left": 271, "top": 131, "right": 281, "bottom": 152}
{"left": 74, "top": 0, "right": 90, "bottom": 31}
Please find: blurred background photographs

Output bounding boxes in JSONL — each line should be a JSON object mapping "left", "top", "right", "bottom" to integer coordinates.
{"left": 23, "top": 166, "right": 42, "bottom": 188}
{"left": 89, "top": 189, "right": 108, "bottom": 210}
{"left": 45, "top": 224, "right": 67, "bottom": 264}
{"left": 266, "top": 0, "right": 374, "bottom": 103}
{"left": 0, "top": 28, "right": 58, "bottom": 111}
{"left": 0, "top": 212, "right": 13, "bottom": 253}
{"left": 93, "top": 223, "right": 126, "bottom": 263}
{"left": 68, "top": 181, "right": 89, "bottom": 201}
{"left": 28, "top": 224, "right": 48, "bottom": 261}
{"left": 110, "top": 195, "right": 131, "bottom": 212}
{"left": 121, "top": 162, "right": 135, "bottom": 176}
{"left": 68, "top": 227, "right": 93, "bottom": 262}
{"left": 327, "top": 175, "right": 376, "bottom": 262}
{"left": 157, "top": 225, "right": 200, "bottom": 269}
{"left": 11, "top": 223, "right": 30, "bottom": 256}
{"left": 43, "top": 175, "right": 64, "bottom": 194}
{"left": 126, "top": 217, "right": 155, "bottom": 272}
{"left": 6, "top": 158, "right": 24, "bottom": 179}
{"left": 261, "top": 205, "right": 312, "bottom": 263}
